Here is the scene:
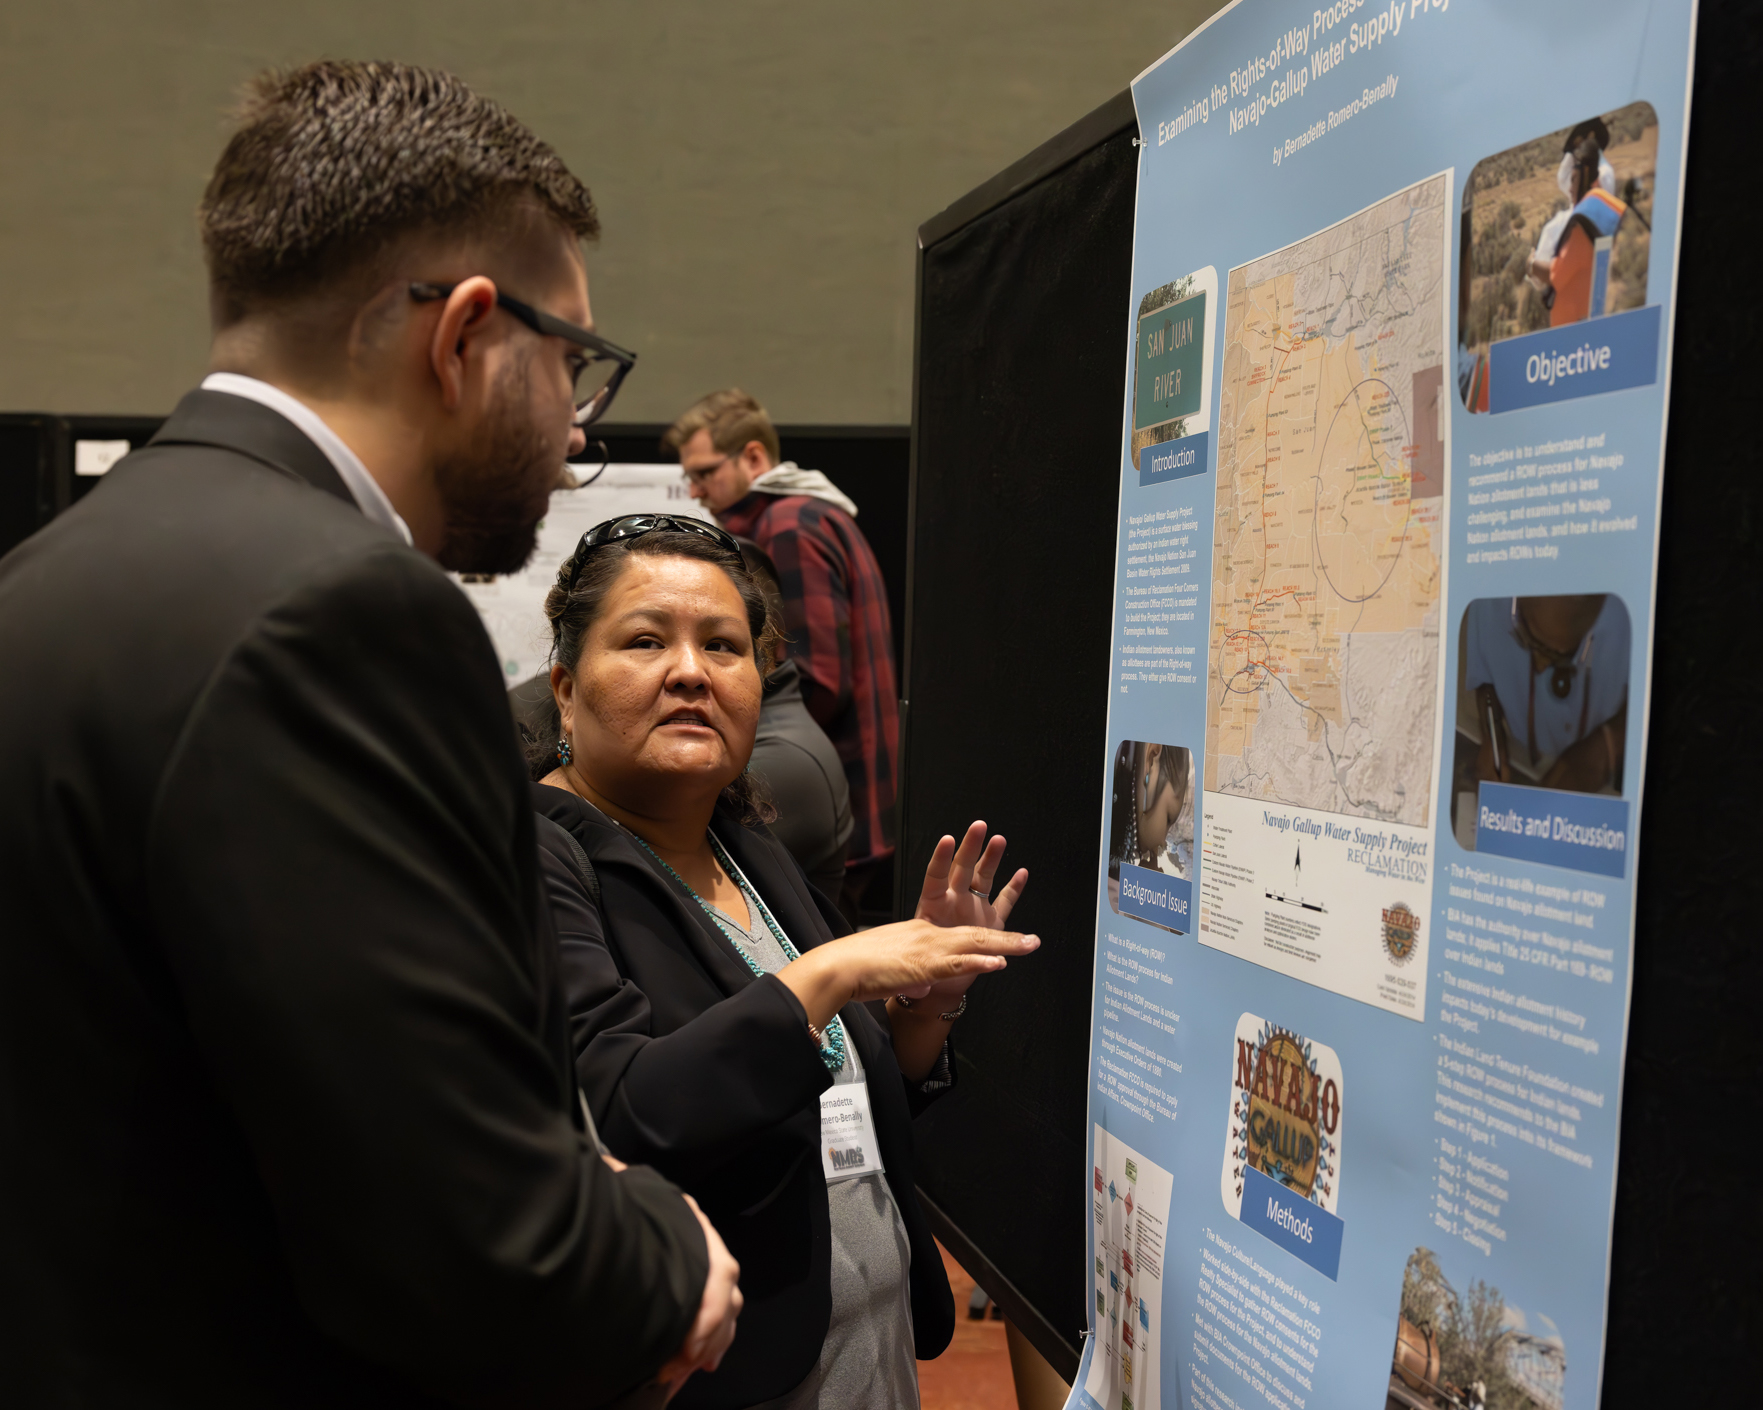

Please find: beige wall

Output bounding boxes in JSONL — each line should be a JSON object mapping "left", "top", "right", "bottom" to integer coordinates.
{"left": 0, "top": 0, "right": 1214, "bottom": 423}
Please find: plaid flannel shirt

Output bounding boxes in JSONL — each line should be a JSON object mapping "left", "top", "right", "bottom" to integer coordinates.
{"left": 718, "top": 491, "right": 897, "bottom": 867}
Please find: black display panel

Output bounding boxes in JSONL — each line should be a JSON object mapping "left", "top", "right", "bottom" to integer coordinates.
{"left": 899, "top": 93, "right": 1140, "bottom": 1379}
{"left": 0, "top": 416, "right": 63, "bottom": 560}
{"left": 64, "top": 415, "right": 165, "bottom": 505}
{"left": 1, "top": 414, "right": 164, "bottom": 559}
{"left": 7, "top": 419, "right": 906, "bottom": 690}
{"left": 1606, "top": 1, "right": 1760, "bottom": 1401}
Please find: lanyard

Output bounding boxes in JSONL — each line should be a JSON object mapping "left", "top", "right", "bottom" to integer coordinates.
{"left": 625, "top": 825, "right": 848, "bottom": 1073}
{"left": 1525, "top": 656, "right": 1593, "bottom": 768}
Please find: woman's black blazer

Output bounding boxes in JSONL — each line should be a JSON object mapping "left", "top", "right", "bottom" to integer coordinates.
{"left": 533, "top": 785, "right": 956, "bottom": 1408}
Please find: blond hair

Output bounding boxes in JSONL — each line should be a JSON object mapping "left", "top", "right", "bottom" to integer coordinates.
{"left": 661, "top": 388, "right": 781, "bottom": 464}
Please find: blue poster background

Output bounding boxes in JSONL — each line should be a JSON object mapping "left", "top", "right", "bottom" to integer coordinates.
{"left": 1072, "top": 3, "right": 1694, "bottom": 1408}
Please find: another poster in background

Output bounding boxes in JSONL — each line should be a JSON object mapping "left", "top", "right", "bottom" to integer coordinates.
{"left": 453, "top": 466, "right": 706, "bottom": 686}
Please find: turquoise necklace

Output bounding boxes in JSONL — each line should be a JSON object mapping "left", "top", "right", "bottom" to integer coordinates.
{"left": 625, "top": 827, "right": 848, "bottom": 1073}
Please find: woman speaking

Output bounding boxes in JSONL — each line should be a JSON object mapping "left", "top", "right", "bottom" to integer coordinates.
{"left": 524, "top": 514, "right": 1036, "bottom": 1409}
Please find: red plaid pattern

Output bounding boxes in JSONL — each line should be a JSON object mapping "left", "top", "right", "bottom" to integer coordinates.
{"left": 719, "top": 491, "right": 897, "bottom": 866}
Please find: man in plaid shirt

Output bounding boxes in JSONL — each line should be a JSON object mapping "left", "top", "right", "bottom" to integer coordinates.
{"left": 665, "top": 390, "right": 897, "bottom": 915}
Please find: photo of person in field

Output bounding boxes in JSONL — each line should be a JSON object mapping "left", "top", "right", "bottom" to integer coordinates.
{"left": 1457, "top": 103, "right": 1657, "bottom": 412}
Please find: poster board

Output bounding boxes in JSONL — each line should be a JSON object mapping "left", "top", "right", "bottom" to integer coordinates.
{"left": 1070, "top": 3, "right": 1697, "bottom": 1408}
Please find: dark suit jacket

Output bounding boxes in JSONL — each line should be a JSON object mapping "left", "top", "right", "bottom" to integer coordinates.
{"left": 0, "top": 390, "right": 707, "bottom": 1407}
{"left": 532, "top": 787, "right": 956, "bottom": 1409}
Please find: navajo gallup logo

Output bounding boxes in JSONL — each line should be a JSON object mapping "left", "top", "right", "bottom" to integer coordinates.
{"left": 1220, "top": 1013, "right": 1346, "bottom": 1217}
{"left": 1382, "top": 901, "right": 1420, "bottom": 965}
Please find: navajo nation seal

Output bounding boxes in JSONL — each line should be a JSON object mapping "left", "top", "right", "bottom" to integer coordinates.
{"left": 1381, "top": 902, "right": 1420, "bottom": 965}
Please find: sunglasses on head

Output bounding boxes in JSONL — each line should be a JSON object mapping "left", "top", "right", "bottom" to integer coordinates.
{"left": 560, "top": 515, "right": 743, "bottom": 593}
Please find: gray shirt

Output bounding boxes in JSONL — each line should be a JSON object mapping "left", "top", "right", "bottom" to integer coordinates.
{"left": 703, "top": 892, "right": 920, "bottom": 1410}
{"left": 749, "top": 660, "right": 854, "bottom": 899}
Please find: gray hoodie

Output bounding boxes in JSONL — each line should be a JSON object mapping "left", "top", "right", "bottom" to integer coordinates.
{"left": 750, "top": 461, "right": 859, "bottom": 518}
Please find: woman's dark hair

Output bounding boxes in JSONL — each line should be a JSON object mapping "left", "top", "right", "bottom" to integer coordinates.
{"left": 522, "top": 531, "right": 782, "bottom": 823}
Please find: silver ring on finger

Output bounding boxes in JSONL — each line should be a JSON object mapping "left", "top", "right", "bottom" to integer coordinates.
{"left": 969, "top": 885, "right": 991, "bottom": 900}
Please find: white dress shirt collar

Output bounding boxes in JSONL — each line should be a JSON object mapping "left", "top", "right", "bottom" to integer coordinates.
{"left": 200, "top": 373, "right": 413, "bottom": 546}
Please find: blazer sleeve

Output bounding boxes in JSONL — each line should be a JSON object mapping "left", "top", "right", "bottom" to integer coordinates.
{"left": 534, "top": 826, "right": 834, "bottom": 1173}
{"left": 145, "top": 547, "right": 706, "bottom": 1409}
{"left": 798, "top": 861, "right": 957, "bottom": 1117}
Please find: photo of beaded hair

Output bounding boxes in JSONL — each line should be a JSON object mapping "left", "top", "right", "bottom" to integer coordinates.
{"left": 1106, "top": 740, "right": 1195, "bottom": 916}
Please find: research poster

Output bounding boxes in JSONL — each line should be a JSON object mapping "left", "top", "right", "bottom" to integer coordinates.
{"left": 1073, "top": 2, "right": 1695, "bottom": 1407}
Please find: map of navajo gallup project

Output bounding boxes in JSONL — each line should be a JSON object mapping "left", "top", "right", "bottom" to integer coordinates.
{"left": 1207, "top": 175, "right": 1448, "bottom": 827}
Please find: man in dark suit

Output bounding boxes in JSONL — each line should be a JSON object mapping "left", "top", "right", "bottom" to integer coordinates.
{"left": 0, "top": 61, "right": 738, "bottom": 1406}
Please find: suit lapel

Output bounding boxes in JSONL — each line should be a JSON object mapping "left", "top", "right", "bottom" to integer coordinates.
{"left": 540, "top": 787, "right": 846, "bottom": 1001}
{"left": 150, "top": 389, "right": 357, "bottom": 510}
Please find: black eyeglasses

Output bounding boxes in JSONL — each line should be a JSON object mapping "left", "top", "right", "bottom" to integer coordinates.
{"left": 560, "top": 514, "right": 742, "bottom": 593}
{"left": 409, "top": 282, "right": 636, "bottom": 429}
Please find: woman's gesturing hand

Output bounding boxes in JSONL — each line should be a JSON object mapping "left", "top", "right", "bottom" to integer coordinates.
{"left": 909, "top": 821, "right": 1030, "bottom": 1000}
{"left": 777, "top": 919, "right": 1039, "bottom": 1033}
{"left": 842, "top": 919, "right": 1038, "bottom": 1005}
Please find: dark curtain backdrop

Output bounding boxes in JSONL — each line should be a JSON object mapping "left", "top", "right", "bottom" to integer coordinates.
{"left": 900, "top": 121, "right": 1140, "bottom": 1377}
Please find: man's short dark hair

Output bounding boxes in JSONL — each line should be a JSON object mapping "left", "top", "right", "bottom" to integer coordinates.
{"left": 199, "top": 60, "right": 599, "bottom": 322}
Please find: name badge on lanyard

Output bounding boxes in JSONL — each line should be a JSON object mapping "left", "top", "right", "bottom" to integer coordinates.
{"left": 819, "top": 1082, "right": 886, "bottom": 1184}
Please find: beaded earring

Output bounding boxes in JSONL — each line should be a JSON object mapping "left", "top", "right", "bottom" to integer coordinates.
{"left": 557, "top": 736, "right": 572, "bottom": 767}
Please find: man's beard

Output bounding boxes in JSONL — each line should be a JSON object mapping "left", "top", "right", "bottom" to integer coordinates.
{"left": 435, "top": 364, "right": 567, "bottom": 575}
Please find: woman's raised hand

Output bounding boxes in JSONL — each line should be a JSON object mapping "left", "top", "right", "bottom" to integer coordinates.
{"left": 844, "top": 919, "right": 1038, "bottom": 1005}
{"left": 916, "top": 821, "right": 1028, "bottom": 929}
{"left": 909, "top": 822, "right": 1030, "bottom": 998}
{"left": 775, "top": 823, "right": 1036, "bottom": 1033}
